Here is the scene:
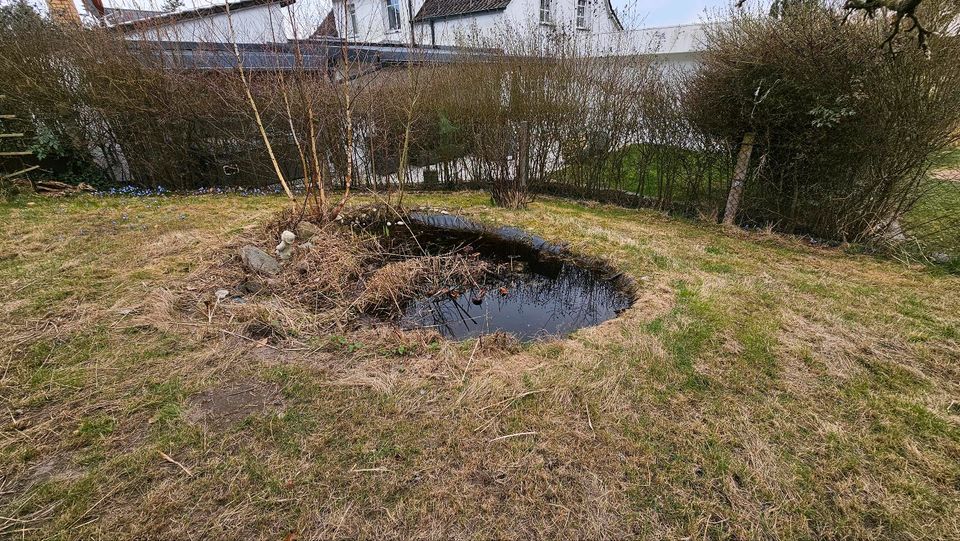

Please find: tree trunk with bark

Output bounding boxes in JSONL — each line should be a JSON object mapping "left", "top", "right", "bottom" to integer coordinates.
{"left": 722, "top": 132, "right": 755, "bottom": 226}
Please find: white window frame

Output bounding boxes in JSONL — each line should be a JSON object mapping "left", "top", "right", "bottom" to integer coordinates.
{"left": 576, "top": 0, "right": 591, "bottom": 30}
{"left": 385, "top": 0, "right": 401, "bottom": 32}
{"left": 345, "top": 2, "right": 359, "bottom": 36}
{"left": 539, "top": 0, "right": 552, "bottom": 25}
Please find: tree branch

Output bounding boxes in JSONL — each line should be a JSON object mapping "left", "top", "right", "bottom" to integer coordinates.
{"left": 843, "top": 0, "right": 930, "bottom": 52}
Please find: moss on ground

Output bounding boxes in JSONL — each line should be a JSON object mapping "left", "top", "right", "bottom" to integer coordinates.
{"left": 0, "top": 192, "right": 958, "bottom": 539}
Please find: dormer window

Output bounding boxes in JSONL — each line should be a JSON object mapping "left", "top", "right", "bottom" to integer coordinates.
{"left": 576, "top": 0, "right": 591, "bottom": 30}
{"left": 385, "top": 0, "right": 401, "bottom": 32}
{"left": 539, "top": 0, "right": 552, "bottom": 25}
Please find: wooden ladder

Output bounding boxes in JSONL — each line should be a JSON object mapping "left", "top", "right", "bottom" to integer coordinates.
{"left": 0, "top": 94, "right": 39, "bottom": 184}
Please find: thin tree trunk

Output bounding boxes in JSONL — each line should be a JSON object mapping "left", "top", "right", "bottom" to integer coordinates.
{"left": 331, "top": 19, "right": 354, "bottom": 218}
{"left": 722, "top": 132, "right": 755, "bottom": 226}
{"left": 398, "top": 120, "right": 412, "bottom": 207}
{"left": 285, "top": 7, "right": 328, "bottom": 217}
{"left": 307, "top": 103, "right": 327, "bottom": 218}
{"left": 225, "top": 0, "right": 293, "bottom": 200}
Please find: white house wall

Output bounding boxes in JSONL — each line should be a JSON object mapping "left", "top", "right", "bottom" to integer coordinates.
{"left": 620, "top": 23, "right": 708, "bottom": 70}
{"left": 330, "top": 0, "right": 418, "bottom": 43}
{"left": 420, "top": 10, "right": 504, "bottom": 47}
{"left": 647, "top": 52, "right": 701, "bottom": 73}
{"left": 331, "top": 0, "right": 622, "bottom": 48}
{"left": 123, "top": 4, "right": 290, "bottom": 43}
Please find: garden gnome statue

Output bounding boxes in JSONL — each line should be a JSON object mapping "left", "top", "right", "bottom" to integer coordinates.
{"left": 276, "top": 230, "right": 296, "bottom": 260}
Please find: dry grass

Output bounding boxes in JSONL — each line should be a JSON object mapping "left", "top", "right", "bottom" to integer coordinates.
{"left": 0, "top": 192, "right": 958, "bottom": 540}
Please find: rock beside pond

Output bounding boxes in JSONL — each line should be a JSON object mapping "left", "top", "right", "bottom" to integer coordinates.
{"left": 931, "top": 252, "right": 951, "bottom": 264}
{"left": 296, "top": 221, "right": 321, "bottom": 240}
{"left": 240, "top": 246, "right": 281, "bottom": 276}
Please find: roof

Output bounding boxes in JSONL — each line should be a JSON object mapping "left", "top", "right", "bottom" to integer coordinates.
{"left": 604, "top": 0, "right": 622, "bottom": 31}
{"left": 127, "top": 39, "right": 495, "bottom": 71}
{"left": 412, "top": 0, "right": 621, "bottom": 30}
{"left": 102, "top": 7, "right": 163, "bottom": 24}
{"left": 310, "top": 8, "right": 338, "bottom": 39}
{"left": 413, "top": 0, "right": 511, "bottom": 22}
{"left": 112, "top": 0, "right": 295, "bottom": 31}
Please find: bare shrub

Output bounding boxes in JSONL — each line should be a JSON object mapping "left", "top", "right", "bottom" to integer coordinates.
{"left": 1, "top": 8, "right": 284, "bottom": 188}
{"left": 0, "top": 4, "right": 348, "bottom": 193}
{"left": 687, "top": 4, "right": 960, "bottom": 242}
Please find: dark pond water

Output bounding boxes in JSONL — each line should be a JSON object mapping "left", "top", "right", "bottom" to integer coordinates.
{"left": 375, "top": 212, "right": 634, "bottom": 341}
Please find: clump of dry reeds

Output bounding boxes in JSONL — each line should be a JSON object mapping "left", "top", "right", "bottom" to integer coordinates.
{"left": 355, "top": 253, "right": 490, "bottom": 314}
{"left": 279, "top": 226, "right": 371, "bottom": 310}
{"left": 191, "top": 208, "right": 491, "bottom": 343}
{"left": 356, "top": 258, "right": 429, "bottom": 313}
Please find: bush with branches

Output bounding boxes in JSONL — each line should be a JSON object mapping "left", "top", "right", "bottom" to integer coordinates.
{"left": 687, "top": 4, "right": 960, "bottom": 242}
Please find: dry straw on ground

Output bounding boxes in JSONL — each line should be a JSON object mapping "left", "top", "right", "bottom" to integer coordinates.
{"left": 1, "top": 193, "right": 958, "bottom": 539}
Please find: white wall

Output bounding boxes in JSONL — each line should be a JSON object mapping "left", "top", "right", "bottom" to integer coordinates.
{"left": 623, "top": 22, "right": 707, "bottom": 55}
{"left": 619, "top": 22, "right": 708, "bottom": 70}
{"left": 330, "top": 0, "right": 622, "bottom": 48}
{"left": 122, "top": 3, "right": 290, "bottom": 43}
{"left": 330, "top": 0, "right": 421, "bottom": 43}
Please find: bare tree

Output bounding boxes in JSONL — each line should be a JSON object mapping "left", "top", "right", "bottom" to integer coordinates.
{"left": 224, "top": 0, "right": 294, "bottom": 200}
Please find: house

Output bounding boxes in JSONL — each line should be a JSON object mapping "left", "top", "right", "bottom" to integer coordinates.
{"left": 327, "top": 0, "right": 623, "bottom": 47}
{"left": 111, "top": 0, "right": 296, "bottom": 44}
{"left": 42, "top": 0, "right": 295, "bottom": 42}
{"left": 45, "top": 0, "right": 706, "bottom": 72}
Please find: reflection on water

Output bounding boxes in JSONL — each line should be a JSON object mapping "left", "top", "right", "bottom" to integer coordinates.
{"left": 393, "top": 212, "right": 633, "bottom": 341}
{"left": 402, "top": 262, "right": 631, "bottom": 341}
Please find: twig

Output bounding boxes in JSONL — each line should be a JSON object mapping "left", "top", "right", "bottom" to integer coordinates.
{"left": 349, "top": 465, "right": 392, "bottom": 473}
{"left": 477, "top": 389, "right": 547, "bottom": 414}
{"left": 159, "top": 451, "right": 193, "bottom": 477}
{"left": 584, "top": 399, "right": 594, "bottom": 431}
{"left": 460, "top": 338, "right": 481, "bottom": 385}
{"left": 474, "top": 389, "right": 548, "bottom": 434}
{"left": 224, "top": 0, "right": 294, "bottom": 200}
{"left": 488, "top": 431, "right": 537, "bottom": 443}
{"left": 329, "top": 501, "right": 353, "bottom": 538}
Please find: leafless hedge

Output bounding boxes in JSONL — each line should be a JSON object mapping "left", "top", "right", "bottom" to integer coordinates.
{"left": 3, "top": 1, "right": 958, "bottom": 245}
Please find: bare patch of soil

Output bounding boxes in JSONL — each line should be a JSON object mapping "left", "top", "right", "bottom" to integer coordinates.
{"left": 932, "top": 167, "right": 960, "bottom": 182}
{"left": 185, "top": 380, "right": 283, "bottom": 430}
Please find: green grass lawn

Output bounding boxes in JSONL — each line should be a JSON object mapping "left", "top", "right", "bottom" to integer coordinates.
{"left": 553, "top": 143, "right": 725, "bottom": 199}
{"left": 571, "top": 145, "right": 959, "bottom": 258}
{"left": 1, "top": 192, "right": 958, "bottom": 539}
{"left": 902, "top": 149, "right": 960, "bottom": 257}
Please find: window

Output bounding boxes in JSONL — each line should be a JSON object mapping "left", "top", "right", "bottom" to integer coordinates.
{"left": 539, "top": 0, "right": 552, "bottom": 24}
{"left": 345, "top": 2, "right": 359, "bottom": 36}
{"left": 385, "top": 0, "right": 401, "bottom": 31}
{"left": 576, "top": 0, "right": 590, "bottom": 29}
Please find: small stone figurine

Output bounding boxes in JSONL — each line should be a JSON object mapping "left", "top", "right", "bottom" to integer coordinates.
{"left": 275, "top": 230, "right": 296, "bottom": 260}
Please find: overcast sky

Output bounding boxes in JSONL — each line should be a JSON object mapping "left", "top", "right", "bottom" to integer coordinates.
{"left": 615, "top": 0, "right": 729, "bottom": 27}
